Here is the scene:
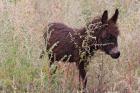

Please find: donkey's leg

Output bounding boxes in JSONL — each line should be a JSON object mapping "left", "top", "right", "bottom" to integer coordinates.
{"left": 77, "top": 61, "right": 88, "bottom": 93}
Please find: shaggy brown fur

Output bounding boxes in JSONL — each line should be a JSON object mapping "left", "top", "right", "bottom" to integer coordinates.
{"left": 41, "top": 9, "right": 120, "bottom": 92}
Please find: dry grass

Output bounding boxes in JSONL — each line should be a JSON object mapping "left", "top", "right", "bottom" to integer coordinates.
{"left": 0, "top": 0, "right": 140, "bottom": 93}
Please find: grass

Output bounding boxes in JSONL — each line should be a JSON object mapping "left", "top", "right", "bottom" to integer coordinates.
{"left": 0, "top": 0, "right": 140, "bottom": 93}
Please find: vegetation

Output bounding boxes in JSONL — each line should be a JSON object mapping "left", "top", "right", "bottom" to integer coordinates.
{"left": 0, "top": 0, "right": 140, "bottom": 93}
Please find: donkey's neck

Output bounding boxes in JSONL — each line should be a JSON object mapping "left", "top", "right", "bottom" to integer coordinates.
{"left": 74, "top": 17, "right": 103, "bottom": 51}
{"left": 78, "top": 27, "right": 87, "bottom": 36}
{"left": 75, "top": 27, "right": 99, "bottom": 50}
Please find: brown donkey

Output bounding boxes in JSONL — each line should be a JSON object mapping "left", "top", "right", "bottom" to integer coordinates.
{"left": 41, "top": 9, "right": 120, "bottom": 92}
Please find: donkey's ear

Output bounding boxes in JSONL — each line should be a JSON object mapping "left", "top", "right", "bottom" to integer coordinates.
{"left": 101, "top": 10, "right": 108, "bottom": 24}
{"left": 110, "top": 9, "right": 119, "bottom": 23}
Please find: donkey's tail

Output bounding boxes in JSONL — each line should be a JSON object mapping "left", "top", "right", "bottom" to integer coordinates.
{"left": 40, "top": 23, "right": 52, "bottom": 59}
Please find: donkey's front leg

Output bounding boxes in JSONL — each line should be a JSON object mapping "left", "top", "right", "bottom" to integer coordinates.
{"left": 78, "top": 61, "right": 88, "bottom": 93}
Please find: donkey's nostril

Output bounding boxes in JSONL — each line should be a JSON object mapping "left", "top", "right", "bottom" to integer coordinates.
{"left": 111, "top": 52, "right": 120, "bottom": 59}
{"left": 116, "top": 52, "right": 120, "bottom": 57}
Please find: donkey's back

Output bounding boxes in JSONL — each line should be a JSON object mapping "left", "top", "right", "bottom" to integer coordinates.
{"left": 44, "top": 23, "right": 79, "bottom": 62}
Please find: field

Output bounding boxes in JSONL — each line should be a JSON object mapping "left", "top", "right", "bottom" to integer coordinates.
{"left": 0, "top": 0, "right": 140, "bottom": 93}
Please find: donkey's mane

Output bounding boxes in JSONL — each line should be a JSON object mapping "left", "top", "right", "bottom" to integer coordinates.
{"left": 75, "top": 16, "right": 101, "bottom": 35}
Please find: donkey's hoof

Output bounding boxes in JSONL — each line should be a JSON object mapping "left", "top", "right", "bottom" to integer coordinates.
{"left": 78, "top": 88, "right": 88, "bottom": 93}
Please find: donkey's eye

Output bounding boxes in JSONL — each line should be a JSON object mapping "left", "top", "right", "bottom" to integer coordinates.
{"left": 106, "top": 35, "right": 112, "bottom": 40}
{"left": 109, "top": 36, "right": 113, "bottom": 40}
{"left": 106, "top": 35, "right": 117, "bottom": 43}
{"left": 105, "top": 35, "right": 116, "bottom": 43}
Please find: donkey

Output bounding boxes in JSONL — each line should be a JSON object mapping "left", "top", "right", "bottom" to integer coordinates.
{"left": 41, "top": 9, "right": 120, "bottom": 92}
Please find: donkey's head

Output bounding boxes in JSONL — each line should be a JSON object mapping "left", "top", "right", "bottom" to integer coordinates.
{"left": 88, "top": 9, "right": 120, "bottom": 59}
{"left": 98, "top": 9, "right": 120, "bottom": 59}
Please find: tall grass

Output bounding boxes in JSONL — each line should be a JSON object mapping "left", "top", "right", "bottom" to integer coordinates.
{"left": 0, "top": 0, "right": 140, "bottom": 93}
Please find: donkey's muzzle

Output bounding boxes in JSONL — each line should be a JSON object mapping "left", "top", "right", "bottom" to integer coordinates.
{"left": 110, "top": 51, "right": 120, "bottom": 59}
